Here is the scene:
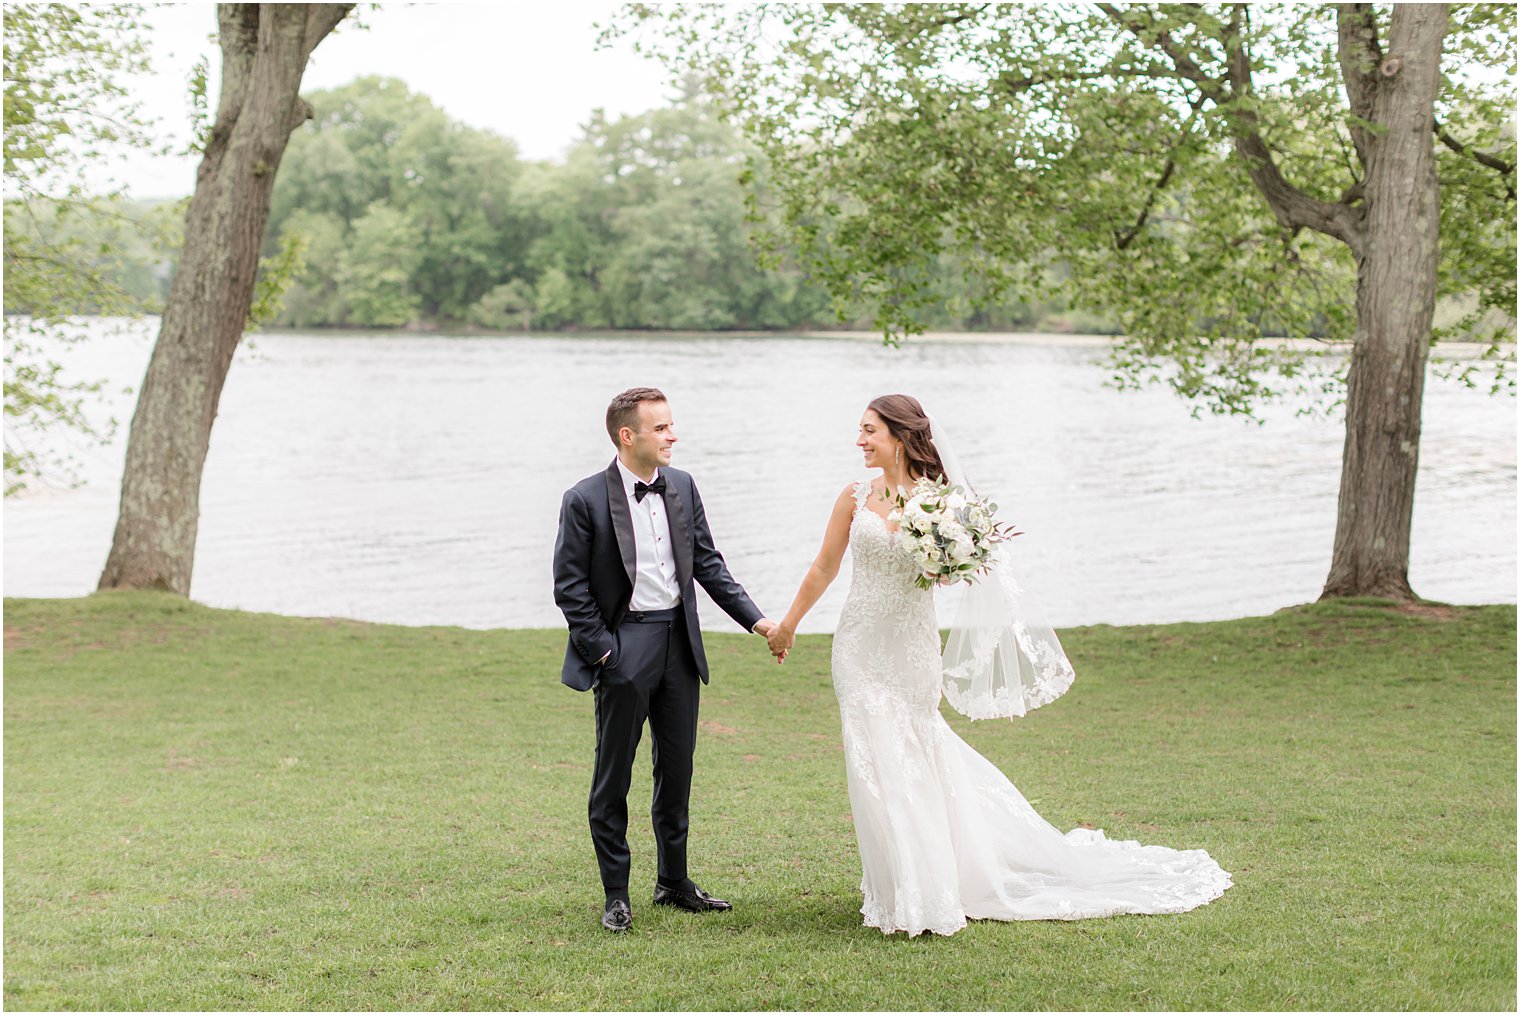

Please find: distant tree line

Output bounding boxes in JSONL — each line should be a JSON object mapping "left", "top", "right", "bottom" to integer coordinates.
{"left": 3, "top": 76, "right": 1116, "bottom": 334}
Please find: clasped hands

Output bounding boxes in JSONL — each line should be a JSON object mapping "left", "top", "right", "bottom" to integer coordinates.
{"left": 753, "top": 618, "right": 795, "bottom": 664}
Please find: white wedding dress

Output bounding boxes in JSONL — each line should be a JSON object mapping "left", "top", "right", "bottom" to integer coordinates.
{"left": 831, "top": 481, "right": 1232, "bottom": 936}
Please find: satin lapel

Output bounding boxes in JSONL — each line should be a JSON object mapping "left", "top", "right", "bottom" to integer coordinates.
{"left": 663, "top": 472, "right": 694, "bottom": 589}
{"left": 605, "top": 460, "right": 636, "bottom": 590}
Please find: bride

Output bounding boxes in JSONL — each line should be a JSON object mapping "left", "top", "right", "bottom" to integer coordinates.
{"left": 765, "top": 394, "right": 1232, "bottom": 936}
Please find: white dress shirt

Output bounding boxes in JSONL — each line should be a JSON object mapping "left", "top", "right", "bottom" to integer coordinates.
{"left": 615, "top": 458, "right": 682, "bottom": 611}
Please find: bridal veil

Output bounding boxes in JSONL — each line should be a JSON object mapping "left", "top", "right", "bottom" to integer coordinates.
{"left": 929, "top": 414, "right": 1077, "bottom": 720}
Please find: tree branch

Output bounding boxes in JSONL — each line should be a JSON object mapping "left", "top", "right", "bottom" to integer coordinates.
{"left": 998, "top": 65, "right": 1179, "bottom": 93}
{"left": 1221, "top": 4, "right": 1365, "bottom": 251}
{"left": 1434, "top": 116, "right": 1517, "bottom": 200}
{"left": 922, "top": 4, "right": 990, "bottom": 32}
{"left": 300, "top": 4, "right": 354, "bottom": 64}
{"left": 1115, "top": 92, "right": 1208, "bottom": 250}
{"left": 1100, "top": 3, "right": 1364, "bottom": 249}
{"left": 1335, "top": 4, "right": 1381, "bottom": 170}
{"left": 1096, "top": 4, "right": 1227, "bottom": 101}
{"left": 213, "top": 4, "right": 260, "bottom": 129}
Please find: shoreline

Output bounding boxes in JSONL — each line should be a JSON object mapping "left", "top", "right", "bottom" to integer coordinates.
{"left": 5, "top": 592, "right": 1515, "bottom": 635}
{"left": 251, "top": 323, "right": 1505, "bottom": 359}
{"left": 77, "top": 316, "right": 1508, "bottom": 358}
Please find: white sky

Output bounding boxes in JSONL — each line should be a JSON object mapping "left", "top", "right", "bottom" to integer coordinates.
{"left": 98, "top": 1, "right": 678, "bottom": 199}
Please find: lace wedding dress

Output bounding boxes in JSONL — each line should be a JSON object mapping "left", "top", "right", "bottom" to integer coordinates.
{"left": 831, "top": 481, "right": 1232, "bottom": 936}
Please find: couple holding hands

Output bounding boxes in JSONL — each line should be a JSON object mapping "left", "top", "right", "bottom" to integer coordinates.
{"left": 552, "top": 386, "right": 1230, "bottom": 936}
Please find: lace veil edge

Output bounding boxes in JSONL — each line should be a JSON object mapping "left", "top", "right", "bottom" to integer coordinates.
{"left": 929, "top": 414, "right": 1076, "bottom": 720}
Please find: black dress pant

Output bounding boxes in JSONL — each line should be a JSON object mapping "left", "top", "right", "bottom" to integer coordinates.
{"left": 588, "top": 607, "right": 701, "bottom": 892}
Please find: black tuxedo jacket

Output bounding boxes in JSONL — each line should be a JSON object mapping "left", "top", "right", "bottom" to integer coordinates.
{"left": 552, "top": 460, "right": 763, "bottom": 691}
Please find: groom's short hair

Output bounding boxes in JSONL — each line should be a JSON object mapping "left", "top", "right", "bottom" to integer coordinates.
{"left": 606, "top": 387, "right": 667, "bottom": 445}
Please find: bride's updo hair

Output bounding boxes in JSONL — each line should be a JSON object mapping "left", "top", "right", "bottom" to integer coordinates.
{"left": 867, "top": 394, "right": 945, "bottom": 481}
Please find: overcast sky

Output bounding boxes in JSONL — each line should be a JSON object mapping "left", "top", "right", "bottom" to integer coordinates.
{"left": 99, "top": 1, "right": 678, "bottom": 199}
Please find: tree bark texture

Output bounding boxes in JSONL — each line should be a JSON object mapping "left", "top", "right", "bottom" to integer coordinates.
{"left": 99, "top": 4, "right": 352, "bottom": 593}
{"left": 1320, "top": 4, "right": 1447, "bottom": 601}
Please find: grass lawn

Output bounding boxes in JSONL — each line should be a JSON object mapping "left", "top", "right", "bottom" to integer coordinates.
{"left": 3, "top": 592, "right": 1514, "bottom": 1010}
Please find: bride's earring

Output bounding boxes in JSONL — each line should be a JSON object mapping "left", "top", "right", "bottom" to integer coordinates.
{"left": 895, "top": 445, "right": 902, "bottom": 466}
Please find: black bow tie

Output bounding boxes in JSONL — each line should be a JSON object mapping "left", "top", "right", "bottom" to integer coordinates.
{"left": 633, "top": 477, "right": 666, "bottom": 503}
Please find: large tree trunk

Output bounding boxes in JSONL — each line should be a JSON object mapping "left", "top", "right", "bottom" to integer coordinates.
{"left": 98, "top": 4, "right": 351, "bottom": 592}
{"left": 1321, "top": 5, "right": 1447, "bottom": 602}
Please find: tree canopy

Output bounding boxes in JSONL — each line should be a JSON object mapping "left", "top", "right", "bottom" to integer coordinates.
{"left": 613, "top": 3, "right": 1516, "bottom": 415}
{"left": 263, "top": 77, "right": 834, "bottom": 331}
{"left": 260, "top": 77, "right": 1107, "bottom": 333}
{"left": 2, "top": 3, "right": 171, "bottom": 494}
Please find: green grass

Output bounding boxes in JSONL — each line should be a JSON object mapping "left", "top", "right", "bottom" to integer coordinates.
{"left": 4, "top": 592, "right": 1514, "bottom": 1011}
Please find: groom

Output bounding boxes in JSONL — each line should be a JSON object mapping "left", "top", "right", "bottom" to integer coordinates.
{"left": 553, "top": 386, "right": 776, "bottom": 933}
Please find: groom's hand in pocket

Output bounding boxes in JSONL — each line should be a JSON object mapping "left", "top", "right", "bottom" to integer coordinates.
{"left": 596, "top": 631, "right": 619, "bottom": 670}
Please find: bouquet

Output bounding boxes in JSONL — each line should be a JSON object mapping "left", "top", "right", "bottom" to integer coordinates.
{"left": 886, "top": 476, "right": 1020, "bottom": 590}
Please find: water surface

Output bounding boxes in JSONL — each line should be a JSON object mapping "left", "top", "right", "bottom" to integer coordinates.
{"left": 5, "top": 325, "right": 1513, "bottom": 633}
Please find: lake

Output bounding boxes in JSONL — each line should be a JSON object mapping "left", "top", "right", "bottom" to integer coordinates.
{"left": 5, "top": 322, "right": 1514, "bottom": 633}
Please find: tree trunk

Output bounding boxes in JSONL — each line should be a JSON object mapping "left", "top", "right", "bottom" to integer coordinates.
{"left": 98, "top": 4, "right": 351, "bottom": 593}
{"left": 1321, "top": 5, "right": 1447, "bottom": 601}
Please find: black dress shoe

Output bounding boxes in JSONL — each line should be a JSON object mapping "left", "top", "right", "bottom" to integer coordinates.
{"left": 652, "top": 882, "right": 732, "bottom": 913}
{"left": 601, "top": 898, "right": 632, "bottom": 932}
